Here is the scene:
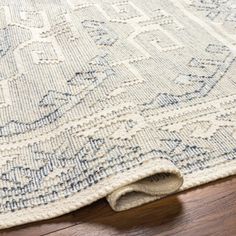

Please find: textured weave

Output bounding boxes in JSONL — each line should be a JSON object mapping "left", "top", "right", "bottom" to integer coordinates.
{"left": 0, "top": 0, "right": 236, "bottom": 229}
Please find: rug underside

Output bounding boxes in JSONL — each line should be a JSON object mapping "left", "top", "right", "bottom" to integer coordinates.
{"left": 0, "top": 0, "right": 236, "bottom": 229}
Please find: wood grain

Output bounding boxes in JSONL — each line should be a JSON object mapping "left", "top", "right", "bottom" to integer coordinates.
{"left": 1, "top": 176, "right": 236, "bottom": 236}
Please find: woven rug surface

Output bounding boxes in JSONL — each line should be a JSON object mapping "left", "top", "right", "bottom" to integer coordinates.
{"left": 0, "top": 0, "right": 236, "bottom": 229}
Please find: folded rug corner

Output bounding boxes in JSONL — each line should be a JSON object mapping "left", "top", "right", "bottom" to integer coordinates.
{"left": 0, "top": 0, "right": 236, "bottom": 230}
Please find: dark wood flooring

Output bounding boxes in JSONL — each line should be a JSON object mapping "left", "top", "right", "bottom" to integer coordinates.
{"left": 1, "top": 176, "right": 236, "bottom": 236}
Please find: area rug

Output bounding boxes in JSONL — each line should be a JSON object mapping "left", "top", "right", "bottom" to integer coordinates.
{"left": 0, "top": 0, "right": 236, "bottom": 229}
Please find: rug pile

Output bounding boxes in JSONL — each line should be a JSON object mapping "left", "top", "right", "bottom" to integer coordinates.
{"left": 0, "top": 0, "right": 236, "bottom": 229}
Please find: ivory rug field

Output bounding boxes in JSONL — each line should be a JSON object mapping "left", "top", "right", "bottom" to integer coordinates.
{"left": 0, "top": 0, "right": 236, "bottom": 229}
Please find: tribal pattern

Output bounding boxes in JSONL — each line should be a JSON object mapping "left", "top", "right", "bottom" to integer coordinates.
{"left": 0, "top": 0, "right": 236, "bottom": 229}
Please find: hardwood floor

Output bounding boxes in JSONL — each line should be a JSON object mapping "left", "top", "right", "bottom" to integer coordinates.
{"left": 1, "top": 176, "right": 236, "bottom": 236}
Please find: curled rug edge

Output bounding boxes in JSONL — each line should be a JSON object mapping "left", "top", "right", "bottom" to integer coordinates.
{"left": 0, "top": 158, "right": 182, "bottom": 229}
{"left": 107, "top": 164, "right": 183, "bottom": 211}
{"left": 1, "top": 159, "right": 236, "bottom": 229}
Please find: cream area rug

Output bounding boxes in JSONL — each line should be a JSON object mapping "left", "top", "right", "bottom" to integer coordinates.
{"left": 0, "top": 0, "right": 236, "bottom": 229}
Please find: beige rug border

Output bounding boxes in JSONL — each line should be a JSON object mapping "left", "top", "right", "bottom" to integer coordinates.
{"left": 0, "top": 158, "right": 236, "bottom": 230}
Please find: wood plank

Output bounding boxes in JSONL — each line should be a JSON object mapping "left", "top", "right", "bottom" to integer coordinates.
{"left": 1, "top": 176, "right": 236, "bottom": 236}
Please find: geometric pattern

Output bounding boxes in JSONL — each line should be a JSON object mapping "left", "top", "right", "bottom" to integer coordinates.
{"left": 0, "top": 0, "right": 236, "bottom": 229}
